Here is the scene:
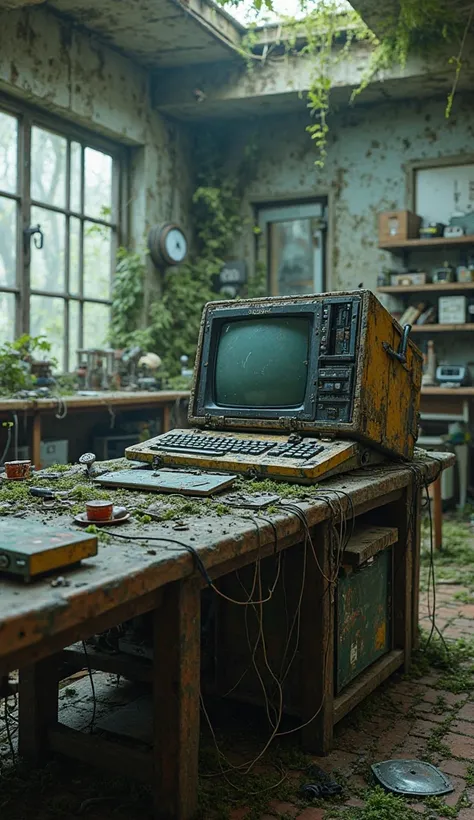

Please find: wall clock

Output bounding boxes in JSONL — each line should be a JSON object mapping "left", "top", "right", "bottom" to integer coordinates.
{"left": 148, "top": 223, "right": 188, "bottom": 267}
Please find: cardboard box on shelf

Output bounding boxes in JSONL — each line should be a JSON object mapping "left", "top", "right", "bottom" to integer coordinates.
{"left": 379, "top": 210, "right": 421, "bottom": 244}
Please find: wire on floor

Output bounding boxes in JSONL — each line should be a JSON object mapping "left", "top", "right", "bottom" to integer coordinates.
{"left": 82, "top": 640, "right": 97, "bottom": 734}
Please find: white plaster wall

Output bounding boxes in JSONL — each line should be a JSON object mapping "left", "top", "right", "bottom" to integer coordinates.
{"left": 0, "top": 5, "right": 195, "bottom": 248}
{"left": 232, "top": 94, "right": 474, "bottom": 367}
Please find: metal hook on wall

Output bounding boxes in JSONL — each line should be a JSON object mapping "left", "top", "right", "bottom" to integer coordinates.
{"left": 23, "top": 224, "right": 44, "bottom": 251}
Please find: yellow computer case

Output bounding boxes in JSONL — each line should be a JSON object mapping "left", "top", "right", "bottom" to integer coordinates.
{"left": 188, "top": 290, "right": 423, "bottom": 460}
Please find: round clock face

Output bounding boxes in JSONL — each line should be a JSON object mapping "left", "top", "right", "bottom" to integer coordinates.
{"left": 164, "top": 227, "right": 187, "bottom": 264}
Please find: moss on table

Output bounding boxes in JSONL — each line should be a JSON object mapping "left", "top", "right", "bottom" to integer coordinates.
{"left": 0, "top": 459, "right": 327, "bottom": 526}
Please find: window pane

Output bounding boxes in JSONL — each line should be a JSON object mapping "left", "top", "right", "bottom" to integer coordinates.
{"left": 69, "top": 216, "right": 81, "bottom": 295}
{"left": 68, "top": 300, "right": 80, "bottom": 372}
{"left": 269, "top": 218, "right": 316, "bottom": 296}
{"left": 30, "top": 295, "right": 65, "bottom": 368}
{"left": 31, "top": 127, "right": 66, "bottom": 208}
{"left": 84, "top": 147, "right": 112, "bottom": 220}
{"left": 0, "top": 292, "right": 15, "bottom": 342}
{"left": 0, "top": 111, "right": 17, "bottom": 194}
{"left": 83, "top": 302, "right": 110, "bottom": 349}
{"left": 0, "top": 197, "right": 16, "bottom": 287}
{"left": 83, "top": 222, "right": 112, "bottom": 299}
{"left": 30, "top": 206, "right": 65, "bottom": 293}
{"left": 71, "top": 141, "right": 82, "bottom": 213}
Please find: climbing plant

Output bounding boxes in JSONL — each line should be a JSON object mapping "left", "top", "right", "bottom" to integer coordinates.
{"left": 110, "top": 127, "right": 266, "bottom": 377}
{"left": 236, "top": 0, "right": 473, "bottom": 165}
{"left": 108, "top": 247, "right": 146, "bottom": 349}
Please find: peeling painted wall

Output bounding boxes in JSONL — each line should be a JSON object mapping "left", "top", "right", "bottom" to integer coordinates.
{"left": 229, "top": 94, "right": 474, "bottom": 366}
{"left": 0, "top": 5, "right": 194, "bottom": 251}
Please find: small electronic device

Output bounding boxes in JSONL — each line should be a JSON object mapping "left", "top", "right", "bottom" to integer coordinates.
{"left": 444, "top": 225, "right": 464, "bottom": 239}
{"left": 438, "top": 295, "right": 467, "bottom": 324}
{"left": 419, "top": 222, "right": 445, "bottom": 239}
{"left": 432, "top": 264, "right": 455, "bottom": 284}
{"left": 0, "top": 521, "right": 98, "bottom": 582}
{"left": 436, "top": 365, "right": 470, "bottom": 386}
{"left": 126, "top": 291, "right": 423, "bottom": 482}
{"left": 96, "top": 468, "right": 237, "bottom": 496}
{"left": 457, "top": 266, "right": 474, "bottom": 283}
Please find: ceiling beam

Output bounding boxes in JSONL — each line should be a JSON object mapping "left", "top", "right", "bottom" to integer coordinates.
{"left": 347, "top": 0, "right": 400, "bottom": 37}
{"left": 152, "top": 41, "right": 474, "bottom": 119}
{"left": 0, "top": 0, "right": 45, "bottom": 7}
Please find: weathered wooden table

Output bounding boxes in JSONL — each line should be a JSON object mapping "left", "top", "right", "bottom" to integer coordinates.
{"left": 0, "top": 390, "right": 190, "bottom": 468}
{"left": 0, "top": 453, "right": 452, "bottom": 820}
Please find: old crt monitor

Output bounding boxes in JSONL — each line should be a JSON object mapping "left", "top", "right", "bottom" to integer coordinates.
{"left": 125, "top": 291, "right": 423, "bottom": 482}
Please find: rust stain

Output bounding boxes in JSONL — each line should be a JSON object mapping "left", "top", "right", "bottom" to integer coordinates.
{"left": 375, "top": 621, "right": 386, "bottom": 651}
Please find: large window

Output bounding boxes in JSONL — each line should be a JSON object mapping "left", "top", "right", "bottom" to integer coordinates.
{"left": 0, "top": 97, "right": 125, "bottom": 371}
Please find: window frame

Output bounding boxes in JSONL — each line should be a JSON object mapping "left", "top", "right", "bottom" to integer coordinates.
{"left": 0, "top": 92, "right": 128, "bottom": 370}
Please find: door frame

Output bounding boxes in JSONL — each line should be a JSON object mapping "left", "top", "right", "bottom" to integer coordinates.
{"left": 257, "top": 200, "right": 327, "bottom": 296}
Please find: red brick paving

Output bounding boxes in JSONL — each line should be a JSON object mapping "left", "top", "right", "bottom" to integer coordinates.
{"left": 268, "top": 801, "right": 299, "bottom": 817}
{"left": 458, "top": 702, "right": 474, "bottom": 723}
{"left": 245, "top": 539, "right": 474, "bottom": 820}
{"left": 2, "top": 525, "right": 474, "bottom": 820}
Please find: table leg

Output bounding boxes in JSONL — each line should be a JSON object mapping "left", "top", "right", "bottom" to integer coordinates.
{"left": 431, "top": 477, "right": 442, "bottom": 551}
{"left": 412, "top": 488, "right": 423, "bottom": 651}
{"left": 153, "top": 578, "right": 201, "bottom": 820}
{"left": 392, "top": 486, "right": 414, "bottom": 674}
{"left": 301, "top": 522, "right": 334, "bottom": 754}
{"left": 32, "top": 413, "right": 41, "bottom": 470}
{"left": 19, "top": 654, "right": 60, "bottom": 764}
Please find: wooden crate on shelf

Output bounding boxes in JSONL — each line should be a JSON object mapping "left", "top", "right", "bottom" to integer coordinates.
{"left": 378, "top": 210, "right": 421, "bottom": 244}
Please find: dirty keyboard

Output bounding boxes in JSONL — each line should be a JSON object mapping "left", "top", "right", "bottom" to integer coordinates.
{"left": 150, "top": 433, "right": 325, "bottom": 461}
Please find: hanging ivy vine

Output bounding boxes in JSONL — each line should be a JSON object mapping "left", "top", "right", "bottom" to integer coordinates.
{"left": 238, "top": 0, "right": 473, "bottom": 165}
{"left": 110, "top": 127, "right": 266, "bottom": 378}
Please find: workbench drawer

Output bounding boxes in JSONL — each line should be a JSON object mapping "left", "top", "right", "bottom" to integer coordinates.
{"left": 336, "top": 546, "right": 392, "bottom": 694}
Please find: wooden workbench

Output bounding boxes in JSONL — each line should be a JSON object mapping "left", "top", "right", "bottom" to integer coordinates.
{"left": 0, "top": 453, "right": 452, "bottom": 820}
{"left": 0, "top": 390, "right": 190, "bottom": 468}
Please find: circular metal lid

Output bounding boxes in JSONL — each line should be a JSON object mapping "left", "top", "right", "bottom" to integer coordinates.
{"left": 371, "top": 760, "right": 454, "bottom": 796}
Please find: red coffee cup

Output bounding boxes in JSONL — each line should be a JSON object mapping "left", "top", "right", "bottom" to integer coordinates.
{"left": 5, "top": 460, "right": 31, "bottom": 480}
{"left": 86, "top": 500, "right": 113, "bottom": 522}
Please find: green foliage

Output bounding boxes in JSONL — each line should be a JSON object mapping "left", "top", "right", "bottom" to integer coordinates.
{"left": 421, "top": 520, "right": 473, "bottom": 567}
{"left": 111, "top": 128, "right": 265, "bottom": 377}
{"left": 0, "top": 334, "right": 55, "bottom": 396}
{"left": 409, "top": 630, "right": 474, "bottom": 694}
{"left": 237, "top": 0, "right": 471, "bottom": 165}
{"left": 109, "top": 247, "right": 147, "bottom": 349}
{"left": 286, "top": 4, "right": 372, "bottom": 166}
{"left": 352, "top": 0, "right": 467, "bottom": 114}
{"left": 327, "top": 786, "right": 417, "bottom": 819}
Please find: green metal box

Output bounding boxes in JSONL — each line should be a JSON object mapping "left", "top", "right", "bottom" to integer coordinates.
{"left": 336, "top": 547, "right": 392, "bottom": 693}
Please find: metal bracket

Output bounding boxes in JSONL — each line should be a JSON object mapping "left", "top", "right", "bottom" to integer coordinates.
{"left": 24, "top": 223, "right": 44, "bottom": 250}
{"left": 383, "top": 324, "right": 411, "bottom": 365}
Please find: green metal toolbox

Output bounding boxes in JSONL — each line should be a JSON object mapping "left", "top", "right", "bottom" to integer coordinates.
{"left": 336, "top": 536, "right": 394, "bottom": 694}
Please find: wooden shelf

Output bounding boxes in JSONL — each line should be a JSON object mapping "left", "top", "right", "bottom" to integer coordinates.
{"left": 411, "top": 324, "right": 474, "bottom": 332}
{"left": 421, "top": 387, "right": 474, "bottom": 396}
{"left": 378, "top": 283, "right": 474, "bottom": 294}
{"left": 380, "top": 235, "right": 474, "bottom": 251}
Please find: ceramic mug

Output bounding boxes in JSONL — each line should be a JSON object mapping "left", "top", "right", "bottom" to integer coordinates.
{"left": 86, "top": 500, "right": 113, "bottom": 522}
{"left": 5, "top": 460, "right": 31, "bottom": 480}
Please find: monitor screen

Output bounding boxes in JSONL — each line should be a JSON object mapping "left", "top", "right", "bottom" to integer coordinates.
{"left": 214, "top": 316, "right": 310, "bottom": 408}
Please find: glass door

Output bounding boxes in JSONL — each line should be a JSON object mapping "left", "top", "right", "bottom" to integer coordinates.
{"left": 258, "top": 202, "right": 326, "bottom": 296}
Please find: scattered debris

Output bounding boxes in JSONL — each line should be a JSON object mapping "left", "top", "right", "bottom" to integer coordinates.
{"left": 50, "top": 576, "right": 71, "bottom": 588}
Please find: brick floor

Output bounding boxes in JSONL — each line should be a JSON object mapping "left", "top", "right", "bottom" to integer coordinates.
{"left": 1, "top": 521, "right": 474, "bottom": 820}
